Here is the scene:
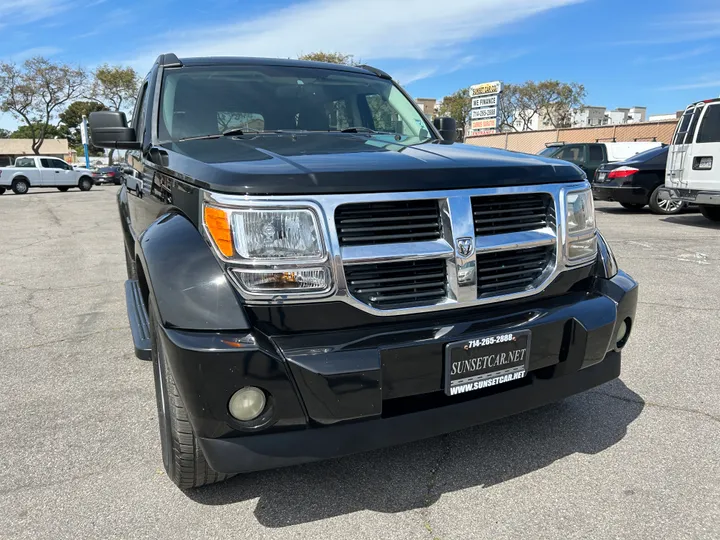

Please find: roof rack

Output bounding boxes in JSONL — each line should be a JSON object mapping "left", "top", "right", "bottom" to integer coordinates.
{"left": 596, "top": 137, "right": 617, "bottom": 142}
{"left": 633, "top": 137, "right": 657, "bottom": 142}
{"left": 357, "top": 64, "right": 392, "bottom": 80}
{"left": 544, "top": 141, "right": 565, "bottom": 147}
{"left": 156, "top": 53, "right": 182, "bottom": 67}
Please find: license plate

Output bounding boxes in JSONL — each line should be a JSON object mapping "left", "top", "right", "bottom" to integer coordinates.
{"left": 597, "top": 172, "right": 607, "bottom": 182}
{"left": 445, "top": 330, "right": 531, "bottom": 396}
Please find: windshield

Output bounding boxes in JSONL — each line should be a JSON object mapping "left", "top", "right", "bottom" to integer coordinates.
{"left": 538, "top": 147, "right": 559, "bottom": 156}
{"left": 158, "top": 65, "right": 433, "bottom": 144}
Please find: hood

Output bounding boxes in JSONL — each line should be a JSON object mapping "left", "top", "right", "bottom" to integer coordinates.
{"left": 157, "top": 133, "right": 585, "bottom": 195}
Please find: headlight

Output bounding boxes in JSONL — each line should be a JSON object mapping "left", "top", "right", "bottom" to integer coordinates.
{"left": 203, "top": 202, "right": 332, "bottom": 298}
{"left": 565, "top": 188, "right": 597, "bottom": 263}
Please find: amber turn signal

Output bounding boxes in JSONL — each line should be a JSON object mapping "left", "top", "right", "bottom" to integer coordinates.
{"left": 204, "top": 206, "right": 234, "bottom": 257}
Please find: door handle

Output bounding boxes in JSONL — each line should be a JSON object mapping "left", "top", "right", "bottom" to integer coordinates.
{"left": 55, "top": 170, "right": 60, "bottom": 173}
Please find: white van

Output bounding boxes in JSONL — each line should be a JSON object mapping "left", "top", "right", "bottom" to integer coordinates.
{"left": 665, "top": 98, "right": 720, "bottom": 221}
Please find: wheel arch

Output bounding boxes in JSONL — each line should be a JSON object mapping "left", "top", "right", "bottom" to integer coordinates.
{"left": 135, "top": 212, "right": 250, "bottom": 331}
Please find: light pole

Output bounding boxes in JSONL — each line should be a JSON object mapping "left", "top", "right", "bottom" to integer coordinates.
{"left": 80, "top": 115, "right": 90, "bottom": 169}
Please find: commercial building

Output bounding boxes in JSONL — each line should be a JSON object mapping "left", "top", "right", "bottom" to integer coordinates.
{"left": 0, "top": 139, "right": 71, "bottom": 167}
{"left": 572, "top": 106, "right": 606, "bottom": 127}
{"left": 415, "top": 98, "right": 438, "bottom": 119}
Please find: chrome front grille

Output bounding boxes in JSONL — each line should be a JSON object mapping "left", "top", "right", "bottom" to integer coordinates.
{"left": 345, "top": 259, "right": 447, "bottom": 308}
{"left": 476, "top": 246, "right": 555, "bottom": 296}
{"left": 471, "top": 193, "right": 554, "bottom": 236}
{"left": 335, "top": 200, "right": 442, "bottom": 246}
{"left": 207, "top": 181, "right": 592, "bottom": 316}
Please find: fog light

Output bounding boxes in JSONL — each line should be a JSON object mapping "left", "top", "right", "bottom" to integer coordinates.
{"left": 228, "top": 386, "right": 266, "bottom": 421}
{"left": 616, "top": 319, "right": 629, "bottom": 348}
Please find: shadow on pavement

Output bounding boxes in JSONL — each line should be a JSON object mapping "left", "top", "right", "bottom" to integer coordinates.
{"left": 185, "top": 378, "right": 644, "bottom": 527}
{"left": 662, "top": 214, "right": 720, "bottom": 230}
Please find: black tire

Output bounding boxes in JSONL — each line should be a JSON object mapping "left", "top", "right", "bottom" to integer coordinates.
{"left": 648, "top": 185, "right": 684, "bottom": 215}
{"left": 149, "top": 299, "right": 232, "bottom": 489}
{"left": 0, "top": 187, "right": 5, "bottom": 195}
{"left": 699, "top": 205, "right": 720, "bottom": 222}
{"left": 57, "top": 187, "right": 70, "bottom": 192}
{"left": 620, "top": 202, "right": 645, "bottom": 210}
{"left": 78, "top": 176, "right": 93, "bottom": 191}
{"left": 124, "top": 246, "right": 137, "bottom": 280}
{"left": 11, "top": 178, "right": 29, "bottom": 195}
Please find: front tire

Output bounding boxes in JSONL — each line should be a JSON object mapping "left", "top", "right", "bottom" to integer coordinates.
{"left": 0, "top": 187, "right": 5, "bottom": 195}
{"left": 11, "top": 178, "right": 29, "bottom": 195}
{"left": 648, "top": 185, "right": 684, "bottom": 214}
{"left": 149, "top": 299, "right": 232, "bottom": 489}
{"left": 57, "top": 187, "right": 70, "bottom": 192}
{"left": 620, "top": 202, "right": 644, "bottom": 210}
{"left": 78, "top": 177, "right": 93, "bottom": 191}
{"left": 699, "top": 205, "right": 720, "bottom": 222}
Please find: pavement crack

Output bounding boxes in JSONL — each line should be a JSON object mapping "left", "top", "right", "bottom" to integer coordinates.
{"left": 589, "top": 389, "right": 720, "bottom": 425}
{"left": 0, "top": 326, "right": 128, "bottom": 354}
{"left": 638, "top": 301, "right": 720, "bottom": 312}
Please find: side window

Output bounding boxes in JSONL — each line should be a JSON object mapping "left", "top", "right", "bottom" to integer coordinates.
{"left": 696, "top": 105, "right": 720, "bottom": 143}
{"left": 589, "top": 145, "right": 604, "bottom": 163}
{"left": 133, "top": 83, "right": 149, "bottom": 139}
{"left": 365, "top": 94, "right": 407, "bottom": 134}
{"left": 54, "top": 159, "right": 70, "bottom": 170}
{"left": 16, "top": 157, "right": 35, "bottom": 168}
{"left": 556, "top": 145, "right": 586, "bottom": 163}
{"left": 40, "top": 158, "right": 53, "bottom": 168}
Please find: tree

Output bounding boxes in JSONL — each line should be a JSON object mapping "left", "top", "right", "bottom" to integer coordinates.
{"left": 0, "top": 57, "right": 86, "bottom": 154}
{"left": 58, "top": 100, "right": 108, "bottom": 155}
{"left": 512, "top": 80, "right": 586, "bottom": 130}
{"left": 298, "top": 52, "right": 356, "bottom": 65}
{"left": 90, "top": 64, "right": 141, "bottom": 163}
{"left": 0, "top": 128, "right": 10, "bottom": 138}
{"left": 11, "top": 123, "right": 62, "bottom": 139}
{"left": 437, "top": 88, "right": 472, "bottom": 139}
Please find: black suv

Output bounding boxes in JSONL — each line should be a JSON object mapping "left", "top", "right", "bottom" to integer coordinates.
{"left": 90, "top": 54, "right": 638, "bottom": 489}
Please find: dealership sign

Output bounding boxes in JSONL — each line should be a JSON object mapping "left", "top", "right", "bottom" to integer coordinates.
{"left": 470, "top": 81, "right": 503, "bottom": 97}
{"left": 471, "top": 95, "right": 498, "bottom": 109}
{"left": 469, "top": 80, "right": 503, "bottom": 135}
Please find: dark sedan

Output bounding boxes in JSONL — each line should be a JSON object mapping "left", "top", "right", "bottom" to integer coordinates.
{"left": 592, "top": 146, "right": 683, "bottom": 214}
{"left": 92, "top": 166, "right": 123, "bottom": 185}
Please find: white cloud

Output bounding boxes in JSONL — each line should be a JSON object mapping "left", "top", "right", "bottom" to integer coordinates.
{"left": 9, "top": 46, "right": 62, "bottom": 61}
{"left": 662, "top": 78, "right": 720, "bottom": 91}
{"left": 0, "top": 0, "right": 73, "bottom": 24}
{"left": 125, "top": 0, "right": 581, "bottom": 71}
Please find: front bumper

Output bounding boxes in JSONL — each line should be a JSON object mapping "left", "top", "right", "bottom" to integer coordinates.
{"left": 592, "top": 184, "right": 649, "bottom": 204}
{"left": 158, "top": 271, "right": 638, "bottom": 474}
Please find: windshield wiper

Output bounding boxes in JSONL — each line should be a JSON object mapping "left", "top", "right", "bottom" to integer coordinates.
{"left": 339, "top": 126, "right": 397, "bottom": 135}
{"left": 178, "top": 127, "right": 263, "bottom": 142}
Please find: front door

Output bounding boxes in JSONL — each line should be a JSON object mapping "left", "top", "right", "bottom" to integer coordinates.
{"left": 554, "top": 144, "right": 588, "bottom": 175}
{"left": 39, "top": 158, "right": 69, "bottom": 186}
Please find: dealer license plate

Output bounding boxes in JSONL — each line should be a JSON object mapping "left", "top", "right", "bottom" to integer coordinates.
{"left": 597, "top": 172, "right": 607, "bottom": 183}
{"left": 445, "top": 330, "right": 531, "bottom": 396}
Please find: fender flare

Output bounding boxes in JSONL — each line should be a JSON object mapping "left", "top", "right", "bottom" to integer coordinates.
{"left": 136, "top": 212, "right": 250, "bottom": 331}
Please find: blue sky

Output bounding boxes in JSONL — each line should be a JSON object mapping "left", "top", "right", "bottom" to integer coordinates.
{"left": 1, "top": 0, "right": 720, "bottom": 130}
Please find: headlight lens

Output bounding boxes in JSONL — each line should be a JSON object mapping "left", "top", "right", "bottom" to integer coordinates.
{"left": 203, "top": 202, "right": 332, "bottom": 298}
{"left": 566, "top": 189, "right": 597, "bottom": 262}
{"left": 232, "top": 208, "right": 324, "bottom": 260}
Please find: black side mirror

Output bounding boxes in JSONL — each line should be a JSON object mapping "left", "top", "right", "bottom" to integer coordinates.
{"left": 89, "top": 111, "right": 141, "bottom": 150}
{"left": 433, "top": 117, "right": 457, "bottom": 143}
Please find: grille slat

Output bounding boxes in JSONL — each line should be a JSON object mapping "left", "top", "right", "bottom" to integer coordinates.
{"left": 336, "top": 200, "right": 442, "bottom": 246}
{"left": 476, "top": 246, "right": 554, "bottom": 296}
{"left": 346, "top": 259, "right": 447, "bottom": 308}
{"left": 472, "top": 193, "right": 554, "bottom": 236}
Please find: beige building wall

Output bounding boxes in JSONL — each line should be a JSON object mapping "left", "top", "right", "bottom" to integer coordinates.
{"left": 465, "top": 121, "right": 678, "bottom": 155}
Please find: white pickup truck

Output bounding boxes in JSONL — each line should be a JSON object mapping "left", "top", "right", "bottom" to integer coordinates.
{"left": 0, "top": 156, "right": 95, "bottom": 195}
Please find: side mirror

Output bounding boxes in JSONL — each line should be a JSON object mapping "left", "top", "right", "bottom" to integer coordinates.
{"left": 89, "top": 111, "right": 141, "bottom": 150}
{"left": 433, "top": 117, "right": 457, "bottom": 143}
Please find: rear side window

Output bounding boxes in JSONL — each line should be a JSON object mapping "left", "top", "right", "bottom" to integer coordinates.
{"left": 589, "top": 145, "right": 604, "bottom": 163}
{"left": 556, "top": 145, "right": 585, "bottom": 163}
{"left": 696, "top": 105, "right": 720, "bottom": 143}
{"left": 16, "top": 157, "right": 34, "bottom": 168}
{"left": 40, "top": 159, "right": 53, "bottom": 168}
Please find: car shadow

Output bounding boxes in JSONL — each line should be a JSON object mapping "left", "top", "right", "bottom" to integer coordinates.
{"left": 185, "top": 378, "right": 644, "bottom": 528}
{"left": 595, "top": 205, "right": 646, "bottom": 215}
{"left": 662, "top": 214, "right": 720, "bottom": 229}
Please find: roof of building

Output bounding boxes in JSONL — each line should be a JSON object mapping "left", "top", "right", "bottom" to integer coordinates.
{"left": 0, "top": 139, "right": 69, "bottom": 155}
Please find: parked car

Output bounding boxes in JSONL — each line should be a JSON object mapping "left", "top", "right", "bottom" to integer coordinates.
{"left": 0, "top": 156, "right": 94, "bottom": 194}
{"left": 591, "top": 146, "right": 685, "bottom": 214}
{"left": 89, "top": 53, "right": 638, "bottom": 490}
{"left": 539, "top": 141, "right": 664, "bottom": 181}
{"left": 665, "top": 98, "right": 720, "bottom": 222}
{"left": 93, "top": 166, "right": 123, "bottom": 185}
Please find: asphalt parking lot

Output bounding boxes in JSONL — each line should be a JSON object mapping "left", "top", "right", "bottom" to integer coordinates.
{"left": 1, "top": 187, "right": 719, "bottom": 539}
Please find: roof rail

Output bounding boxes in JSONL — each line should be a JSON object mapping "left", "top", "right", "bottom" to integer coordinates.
{"left": 633, "top": 137, "right": 657, "bottom": 142}
{"left": 156, "top": 53, "right": 182, "bottom": 67}
{"left": 544, "top": 141, "right": 565, "bottom": 147}
{"left": 596, "top": 137, "right": 617, "bottom": 142}
{"left": 357, "top": 64, "right": 392, "bottom": 80}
